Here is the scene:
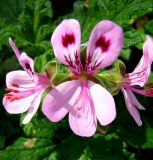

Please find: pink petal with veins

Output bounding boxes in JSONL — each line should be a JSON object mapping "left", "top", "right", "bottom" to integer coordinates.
{"left": 86, "top": 20, "right": 123, "bottom": 75}
{"left": 19, "top": 52, "right": 34, "bottom": 77}
{"left": 51, "top": 19, "right": 82, "bottom": 76}
{"left": 89, "top": 81, "right": 116, "bottom": 125}
{"left": 22, "top": 90, "right": 44, "bottom": 124}
{"left": 6, "top": 71, "right": 36, "bottom": 90}
{"left": 69, "top": 80, "right": 97, "bottom": 137}
{"left": 9, "top": 38, "right": 20, "bottom": 59}
{"left": 42, "top": 80, "right": 81, "bottom": 122}
{"left": 121, "top": 88, "right": 142, "bottom": 126}
{"left": 125, "top": 35, "right": 153, "bottom": 87}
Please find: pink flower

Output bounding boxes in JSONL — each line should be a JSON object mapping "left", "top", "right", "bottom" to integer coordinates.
{"left": 42, "top": 19, "right": 124, "bottom": 136}
{"left": 121, "top": 35, "right": 153, "bottom": 126}
{"left": 3, "top": 38, "right": 50, "bottom": 124}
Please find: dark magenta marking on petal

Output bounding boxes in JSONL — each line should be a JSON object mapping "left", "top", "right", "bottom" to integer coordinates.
{"left": 11, "top": 83, "right": 20, "bottom": 88}
{"left": 62, "top": 33, "right": 75, "bottom": 48}
{"left": 4, "top": 93, "right": 22, "bottom": 102}
{"left": 25, "top": 62, "right": 33, "bottom": 74}
{"left": 95, "top": 36, "right": 110, "bottom": 52}
{"left": 25, "top": 63, "right": 31, "bottom": 70}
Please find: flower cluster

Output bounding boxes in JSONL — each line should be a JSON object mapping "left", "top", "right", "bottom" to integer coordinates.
{"left": 3, "top": 19, "right": 153, "bottom": 137}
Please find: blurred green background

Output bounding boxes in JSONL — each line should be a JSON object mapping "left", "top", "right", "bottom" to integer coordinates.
{"left": 0, "top": 0, "right": 153, "bottom": 159}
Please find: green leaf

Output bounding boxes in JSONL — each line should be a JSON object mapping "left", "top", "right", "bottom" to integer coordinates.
{"left": 147, "top": 72, "right": 153, "bottom": 84}
{"left": 124, "top": 29, "right": 145, "bottom": 49}
{"left": 80, "top": 0, "right": 153, "bottom": 41}
{"left": 34, "top": 50, "right": 54, "bottom": 73}
{"left": 87, "top": 134, "right": 136, "bottom": 160}
{"left": 0, "top": 136, "right": 5, "bottom": 149}
{"left": 120, "top": 48, "right": 131, "bottom": 61}
{"left": 145, "top": 19, "right": 153, "bottom": 35}
{"left": 0, "top": 55, "right": 20, "bottom": 78}
{"left": 0, "top": 24, "right": 18, "bottom": 49}
{"left": 52, "top": 136, "right": 86, "bottom": 160}
{"left": 0, "top": 0, "right": 25, "bottom": 23}
{"left": 141, "top": 127, "right": 153, "bottom": 149}
{"left": 22, "top": 113, "right": 58, "bottom": 138}
{"left": 0, "top": 137, "right": 55, "bottom": 160}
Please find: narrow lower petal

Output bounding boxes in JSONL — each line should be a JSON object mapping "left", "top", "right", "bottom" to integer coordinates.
{"left": 51, "top": 19, "right": 82, "bottom": 76}
{"left": 22, "top": 91, "right": 44, "bottom": 124}
{"left": 3, "top": 93, "right": 37, "bottom": 114}
{"left": 69, "top": 80, "right": 97, "bottom": 137}
{"left": 86, "top": 20, "right": 123, "bottom": 74}
{"left": 126, "top": 89, "right": 145, "bottom": 110}
{"left": 89, "top": 81, "right": 116, "bottom": 125}
{"left": 121, "top": 88, "right": 142, "bottom": 126}
{"left": 42, "top": 80, "right": 81, "bottom": 122}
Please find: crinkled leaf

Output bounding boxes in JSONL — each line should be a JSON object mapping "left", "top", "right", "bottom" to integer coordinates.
{"left": 145, "top": 19, "right": 153, "bottom": 35}
{"left": 120, "top": 48, "right": 131, "bottom": 61}
{"left": 34, "top": 51, "right": 54, "bottom": 73}
{"left": 0, "top": 137, "right": 55, "bottom": 160}
{"left": 21, "top": 113, "right": 58, "bottom": 138}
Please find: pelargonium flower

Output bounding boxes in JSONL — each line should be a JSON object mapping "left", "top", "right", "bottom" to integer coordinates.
{"left": 42, "top": 19, "right": 124, "bottom": 137}
{"left": 3, "top": 38, "right": 50, "bottom": 124}
{"left": 120, "top": 35, "right": 153, "bottom": 126}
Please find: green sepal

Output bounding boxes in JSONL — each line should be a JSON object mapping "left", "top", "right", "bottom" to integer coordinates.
{"left": 45, "top": 61, "right": 57, "bottom": 82}
{"left": 95, "top": 60, "right": 126, "bottom": 95}
{"left": 114, "top": 60, "right": 126, "bottom": 77}
{"left": 96, "top": 70, "right": 121, "bottom": 95}
{"left": 45, "top": 60, "right": 72, "bottom": 86}
{"left": 80, "top": 43, "right": 87, "bottom": 66}
{"left": 52, "top": 73, "right": 71, "bottom": 86}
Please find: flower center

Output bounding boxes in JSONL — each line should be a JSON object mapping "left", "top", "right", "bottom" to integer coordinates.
{"left": 79, "top": 71, "right": 88, "bottom": 80}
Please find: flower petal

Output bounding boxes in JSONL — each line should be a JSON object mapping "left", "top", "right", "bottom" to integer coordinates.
{"left": 19, "top": 52, "right": 34, "bottom": 77}
{"left": 51, "top": 19, "right": 82, "bottom": 76}
{"left": 89, "top": 80, "right": 116, "bottom": 125}
{"left": 127, "top": 89, "right": 145, "bottom": 110}
{"left": 121, "top": 88, "right": 142, "bottom": 126}
{"left": 42, "top": 80, "right": 81, "bottom": 122}
{"left": 22, "top": 90, "right": 44, "bottom": 124}
{"left": 9, "top": 38, "right": 20, "bottom": 59}
{"left": 3, "top": 93, "right": 37, "bottom": 114}
{"left": 86, "top": 20, "right": 123, "bottom": 74}
{"left": 135, "top": 35, "right": 153, "bottom": 72}
{"left": 6, "top": 71, "right": 35, "bottom": 89}
{"left": 69, "top": 80, "right": 97, "bottom": 137}
{"left": 9, "top": 38, "right": 34, "bottom": 76}
{"left": 126, "top": 35, "right": 153, "bottom": 87}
